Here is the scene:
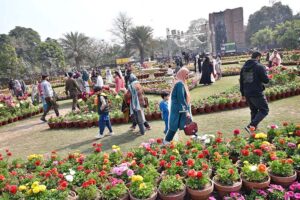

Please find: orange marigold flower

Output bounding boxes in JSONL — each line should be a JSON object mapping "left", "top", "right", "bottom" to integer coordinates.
{"left": 258, "top": 164, "right": 267, "bottom": 173}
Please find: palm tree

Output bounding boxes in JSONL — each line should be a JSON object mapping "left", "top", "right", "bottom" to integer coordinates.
{"left": 60, "top": 32, "right": 89, "bottom": 69}
{"left": 129, "top": 26, "right": 153, "bottom": 63}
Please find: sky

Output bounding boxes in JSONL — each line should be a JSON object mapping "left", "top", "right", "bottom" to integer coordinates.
{"left": 0, "top": 0, "right": 299, "bottom": 42}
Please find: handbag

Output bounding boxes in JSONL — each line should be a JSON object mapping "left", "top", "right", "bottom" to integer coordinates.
{"left": 184, "top": 117, "right": 198, "bottom": 136}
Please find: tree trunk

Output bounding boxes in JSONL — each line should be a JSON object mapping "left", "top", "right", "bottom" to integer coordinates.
{"left": 75, "top": 57, "right": 80, "bottom": 70}
{"left": 139, "top": 48, "right": 144, "bottom": 64}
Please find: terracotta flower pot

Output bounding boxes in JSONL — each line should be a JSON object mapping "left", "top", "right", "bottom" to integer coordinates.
{"left": 232, "top": 102, "right": 239, "bottom": 109}
{"left": 242, "top": 176, "right": 270, "bottom": 191}
{"left": 239, "top": 101, "right": 247, "bottom": 107}
{"left": 211, "top": 105, "right": 219, "bottom": 112}
{"left": 158, "top": 186, "right": 186, "bottom": 200}
{"left": 218, "top": 104, "right": 226, "bottom": 110}
{"left": 61, "top": 122, "right": 67, "bottom": 128}
{"left": 87, "top": 121, "right": 93, "bottom": 128}
{"left": 187, "top": 180, "right": 214, "bottom": 200}
{"left": 115, "top": 118, "right": 122, "bottom": 124}
{"left": 129, "top": 190, "right": 158, "bottom": 200}
{"left": 226, "top": 103, "right": 233, "bottom": 109}
{"left": 93, "top": 120, "right": 98, "bottom": 127}
{"left": 270, "top": 95, "right": 276, "bottom": 101}
{"left": 213, "top": 177, "right": 242, "bottom": 198}
{"left": 48, "top": 123, "right": 55, "bottom": 129}
{"left": 204, "top": 106, "right": 212, "bottom": 113}
{"left": 269, "top": 171, "right": 297, "bottom": 187}
{"left": 198, "top": 107, "right": 205, "bottom": 114}
{"left": 192, "top": 109, "right": 197, "bottom": 115}
{"left": 66, "top": 121, "right": 73, "bottom": 128}
{"left": 296, "top": 170, "right": 300, "bottom": 181}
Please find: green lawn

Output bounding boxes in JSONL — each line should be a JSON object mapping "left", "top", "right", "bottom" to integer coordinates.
{"left": 0, "top": 75, "right": 300, "bottom": 159}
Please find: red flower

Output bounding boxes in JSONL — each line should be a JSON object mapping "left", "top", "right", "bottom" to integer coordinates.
{"left": 156, "top": 138, "right": 163, "bottom": 144}
{"left": 106, "top": 185, "right": 111, "bottom": 190}
{"left": 151, "top": 151, "right": 157, "bottom": 156}
{"left": 35, "top": 160, "right": 41, "bottom": 166}
{"left": 85, "top": 169, "right": 92, "bottom": 174}
{"left": 139, "top": 163, "right": 145, "bottom": 168}
{"left": 0, "top": 175, "right": 5, "bottom": 181}
{"left": 253, "top": 149, "right": 263, "bottom": 156}
{"left": 127, "top": 152, "right": 134, "bottom": 158}
{"left": 99, "top": 170, "right": 106, "bottom": 177}
{"left": 186, "top": 159, "right": 195, "bottom": 167}
{"left": 215, "top": 137, "right": 222, "bottom": 143}
{"left": 282, "top": 122, "right": 288, "bottom": 126}
{"left": 88, "top": 178, "right": 96, "bottom": 185}
{"left": 45, "top": 172, "right": 51, "bottom": 178}
{"left": 251, "top": 133, "right": 256, "bottom": 138}
{"left": 60, "top": 181, "right": 68, "bottom": 188}
{"left": 9, "top": 185, "right": 17, "bottom": 194}
{"left": 228, "top": 168, "right": 234, "bottom": 175}
{"left": 7, "top": 152, "right": 12, "bottom": 157}
{"left": 161, "top": 149, "right": 167, "bottom": 155}
{"left": 103, "top": 158, "right": 109, "bottom": 164}
{"left": 58, "top": 174, "right": 64, "bottom": 179}
{"left": 196, "top": 171, "right": 203, "bottom": 178}
{"left": 202, "top": 163, "right": 209, "bottom": 171}
{"left": 5, "top": 149, "right": 9, "bottom": 153}
{"left": 166, "top": 163, "right": 172, "bottom": 168}
{"left": 295, "top": 130, "right": 300, "bottom": 137}
{"left": 176, "top": 161, "right": 183, "bottom": 167}
{"left": 96, "top": 143, "right": 102, "bottom": 147}
{"left": 77, "top": 165, "right": 84, "bottom": 171}
{"left": 233, "top": 129, "right": 240, "bottom": 135}
{"left": 82, "top": 182, "right": 90, "bottom": 188}
{"left": 186, "top": 140, "right": 192, "bottom": 146}
{"left": 202, "top": 149, "right": 209, "bottom": 156}
{"left": 241, "top": 149, "right": 249, "bottom": 157}
{"left": 170, "top": 144, "right": 175, "bottom": 149}
{"left": 10, "top": 171, "right": 17, "bottom": 176}
{"left": 95, "top": 147, "right": 101, "bottom": 153}
{"left": 92, "top": 143, "right": 97, "bottom": 147}
{"left": 159, "top": 160, "right": 166, "bottom": 167}
{"left": 170, "top": 155, "right": 176, "bottom": 161}
{"left": 187, "top": 169, "right": 196, "bottom": 177}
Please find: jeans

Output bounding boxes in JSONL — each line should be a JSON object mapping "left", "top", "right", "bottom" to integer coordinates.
{"left": 246, "top": 96, "right": 269, "bottom": 128}
{"left": 98, "top": 114, "right": 112, "bottom": 135}
{"left": 42, "top": 97, "right": 59, "bottom": 118}
{"left": 133, "top": 110, "right": 145, "bottom": 135}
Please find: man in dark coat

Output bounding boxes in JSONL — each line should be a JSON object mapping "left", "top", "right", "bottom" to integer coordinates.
{"left": 240, "top": 52, "right": 270, "bottom": 133}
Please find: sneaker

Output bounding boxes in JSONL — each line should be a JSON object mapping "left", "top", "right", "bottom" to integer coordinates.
{"left": 108, "top": 132, "right": 114, "bottom": 136}
{"left": 95, "top": 134, "right": 105, "bottom": 139}
{"left": 40, "top": 117, "right": 47, "bottom": 122}
{"left": 163, "top": 140, "right": 170, "bottom": 145}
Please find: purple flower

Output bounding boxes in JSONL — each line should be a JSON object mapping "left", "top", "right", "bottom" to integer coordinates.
{"left": 230, "top": 192, "right": 240, "bottom": 197}
{"left": 290, "top": 185, "right": 296, "bottom": 191}
{"left": 52, "top": 161, "right": 58, "bottom": 166}
{"left": 208, "top": 197, "right": 216, "bottom": 200}
{"left": 257, "top": 189, "right": 267, "bottom": 197}
{"left": 288, "top": 142, "right": 296, "bottom": 149}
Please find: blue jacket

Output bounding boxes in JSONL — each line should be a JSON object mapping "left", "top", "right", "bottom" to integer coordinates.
{"left": 169, "top": 81, "right": 189, "bottom": 132}
{"left": 159, "top": 100, "right": 169, "bottom": 121}
{"left": 240, "top": 59, "right": 269, "bottom": 97}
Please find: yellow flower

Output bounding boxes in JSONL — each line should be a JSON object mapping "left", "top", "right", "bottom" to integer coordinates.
{"left": 298, "top": 144, "right": 300, "bottom": 149}
{"left": 255, "top": 133, "right": 267, "bottom": 139}
{"left": 19, "top": 185, "right": 27, "bottom": 191}
{"left": 288, "top": 132, "right": 293, "bottom": 135}
{"left": 112, "top": 145, "right": 121, "bottom": 151}
{"left": 172, "top": 149, "right": 179, "bottom": 154}
{"left": 26, "top": 189, "right": 33, "bottom": 195}
{"left": 31, "top": 181, "right": 39, "bottom": 189}
{"left": 131, "top": 175, "right": 143, "bottom": 182}
{"left": 39, "top": 185, "right": 46, "bottom": 192}
{"left": 32, "top": 187, "right": 40, "bottom": 194}
{"left": 262, "top": 141, "right": 270, "bottom": 145}
{"left": 243, "top": 161, "right": 249, "bottom": 165}
{"left": 51, "top": 189, "right": 57, "bottom": 192}
{"left": 139, "top": 183, "right": 147, "bottom": 190}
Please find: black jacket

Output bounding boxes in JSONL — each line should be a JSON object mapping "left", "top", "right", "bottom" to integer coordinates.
{"left": 240, "top": 59, "right": 269, "bottom": 97}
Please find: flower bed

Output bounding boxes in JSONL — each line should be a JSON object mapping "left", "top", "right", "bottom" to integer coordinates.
{"left": 1, "top": 122, "right": 300, "bottom": 199}
{"left": 0, "top": 94, "right": 42, "bottom": 127}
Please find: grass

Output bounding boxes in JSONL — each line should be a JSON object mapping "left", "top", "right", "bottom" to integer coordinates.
{"left": 0, "top": 75, "right": 299, "bottom": 159}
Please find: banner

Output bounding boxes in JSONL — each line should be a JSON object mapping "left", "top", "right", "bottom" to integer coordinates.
{"left": 116, "top": 58, "right": 130, "bottom": 65}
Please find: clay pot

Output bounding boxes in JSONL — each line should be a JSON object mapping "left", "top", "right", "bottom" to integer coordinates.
{"left": 93, "top": 120, "right": 98, "bottom": 127}
{"left": 296, "top": 170, "right": 300, "bottom": 181}
{"left": 197, "top": 107, "right": 205, "bottom": 114}
{"left": 48, "top": 123, "right": 55, "bottom": 129}
{"left": 158, "top": 186, "right": 186, "bottom": 200}
{"left": 129, "top": 190, "right": 158, "bottom": 200}
{"left": 115, "top": 118, "right": 122, "bottom": 124}
{"left": 66, "top": 121, "right": 73, "bottom": 128}
{"left": 226, "top": 103, "right": 233, "bottom": 109}
{"left": 269, "top": 171, "right": 297, "bottom": 187}
{"left": 270, "top": 95, "right": 276, "bottom": 101}
{"left": 192, "top": 109, "right": 197, "bottom": 115}
{"left": 218, "top": 104, "right": 226, "bottom": 110}
{"left": 211, "top": 105, "right": 219, "bottom": 112}
{"left": 187, "top": 180, "right": 214, "bottom": 200}
{"left": 2, "top": 120, "right": 8, "bottom": 125}
{"left": 204, "top": 106, "right": 212, "bottom": 113}
{"left": 232, "top": 102, "right": 239, "bottom": 109}
{"left": 87, "top": 121, "right": 93, "bottom": 128}
{"left": 239, "top": 101, "right": 247, "bottom": 107}
{"left": 61, "top": 122, "right": 67, "bottom": 128}
{"left": 213, "top": 177, "right": 242, "bottom": 198}
{"left": 242, "top": 176, "right": 270, "bottom": 191}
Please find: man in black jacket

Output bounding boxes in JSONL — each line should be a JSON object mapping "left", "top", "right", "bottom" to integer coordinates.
{"left": 240, "top": 52, "right": 270, "bottom": 133}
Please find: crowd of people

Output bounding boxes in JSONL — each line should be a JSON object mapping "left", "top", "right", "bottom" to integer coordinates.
{"left": 5, "top": 50, "right": 276, "bottom": 144}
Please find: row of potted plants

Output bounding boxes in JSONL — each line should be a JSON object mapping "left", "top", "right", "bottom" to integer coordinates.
{"left": 1, "top": 122, "right": 300, "bottom": 199}
{"left": 0, "top": 94, "right": 42, "bottom": 127}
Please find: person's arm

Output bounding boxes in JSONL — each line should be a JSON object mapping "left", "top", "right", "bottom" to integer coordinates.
{"left": 175, "top": 82, "right": 188, "bottom": 112}
{"left": 100, "top": 96, "right": 106, "bottom": 110}
{"left": 240, "top": 68, "right": 244, "bottom": 97}
{"left": 258, "top": 65, "right": 269, "bottom": 84}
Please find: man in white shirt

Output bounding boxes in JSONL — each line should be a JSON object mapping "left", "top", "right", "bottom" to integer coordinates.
{"left": 40, "top": 74, "right": 59, "bottom": 122}
{"left": 95, "top": 72, "right": 104, "bottom": 87}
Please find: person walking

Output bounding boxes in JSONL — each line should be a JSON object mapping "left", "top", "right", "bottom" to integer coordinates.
{"left": 164, "top": 67, "right": 191, "bottom": 143}
{"left": 94, "top": 86, "right": 114, "bottom": 139}
{"left": 215, "top": 55, "right": 222, "bottom": 80}
{"left": 269, "top": 50, "right": 281, "bottom": 67}
{"left": 40, "top": 74, "right": 59, "bottom": 122}
{"left": 14, "top": 79, "right": 23, "bottom": 97}
{"left": 199, "top": 56, "right": 214, "bottom": 85}
{"left": 159, "top": 92, "right": 170, "bottom": 134}
{"left": 114, "top": 71, "right": 125, "bottom": 93}
{"left": 8, "top": 79, "right": 15, "bottom": 96}
{"left": 95, "top": 71, "right": 104, "bottom": 88}
{"left": 240, "top": 52, "right": 270, "bottom": 133}
{"left": 65, "top": 72, "right": 82, "bottom": 111}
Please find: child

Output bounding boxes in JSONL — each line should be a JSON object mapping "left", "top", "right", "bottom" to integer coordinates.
{"left": 159, "top": 92, "right": 170, "bottom": 134}
{"left": 94, "top": 86, "right": 114, "bottom": 139}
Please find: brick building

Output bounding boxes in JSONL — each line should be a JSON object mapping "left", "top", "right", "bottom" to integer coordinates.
{"left": 209, "top": 7, "right": 246, "bottom": 54}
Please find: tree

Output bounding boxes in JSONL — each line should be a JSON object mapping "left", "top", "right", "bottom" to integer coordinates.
{"left": 246, "top": 2, "right": 293, "bottom": 44}
{"left": 129, "top": 26, "right": 153, "bottom": 63}
{"left": 274, "top": 20, "right": 300, "bottom": 49}
{"left": 186, "top": 18, "right": 209, "bottom": 52}
{"left": 111, "top": 12, "right": 133, "bottom": 57}
{"left": 250, "top": 27, "right": 274, "bottom": 49}
{"left": 35, "top": 38, "right": 65, "bottom": 74}
{"left": 0, "top": 42, "right": 20, "bottom": 79}
{"left": 60, "top": 32, "right": 89, "bottom": 69}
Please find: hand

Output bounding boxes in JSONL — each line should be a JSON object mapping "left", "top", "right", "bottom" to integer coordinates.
{"left": 186, "top": 112, "right": 191, "bottom": 118}
{"left": 241, "top": 96, "right": 246, "bottom": 101}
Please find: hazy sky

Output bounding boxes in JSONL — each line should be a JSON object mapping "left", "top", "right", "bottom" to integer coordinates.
{"left": 1, "top": 0, "right": 299, "bottom": 41}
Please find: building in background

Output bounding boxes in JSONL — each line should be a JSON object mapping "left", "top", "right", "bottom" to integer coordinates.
{"left": 209, "top": 7, "right": 246, "bottom": 55}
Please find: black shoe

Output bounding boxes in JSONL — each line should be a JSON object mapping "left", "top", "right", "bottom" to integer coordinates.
{"left": 40, "top": 117, "right": 47, "bottom": 122}
{"left": 244, "top": 126, "right": 251, "bottom": 134}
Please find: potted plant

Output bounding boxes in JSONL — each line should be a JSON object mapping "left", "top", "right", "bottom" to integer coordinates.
{"left": 102, "top": 178, "right": 129, "bottom": 200}
{"left": 186, "top": 169, "right": 213, "bottom": 200}
{"left": 218, "top": 98, "right": 227, "bottom": 110}
{"left": 213, "top": 167, "right": 242, "bottom": 198}
{"left": 228, "top": 129, "right": 247, "bottom": 163}
{"left": 241, "top": 163, "right": 270, "bottom": 190}
{"left": 47, "top": 117, "right": 56, "bottom": 129}
{"left": 129, "top": 175, "right": 157, "bottom": 200}
{"left": 158, "top": 175, "right": 186, "bottom": 200}
{"left": 269, "top": 159, "right": 297, "bottom": 187}
{"left": 77, "top": 179, "right": 100, "bottom": 200}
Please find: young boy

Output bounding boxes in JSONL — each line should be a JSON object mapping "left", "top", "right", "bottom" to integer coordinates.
{"left": 94, "top": 86, "right": 114, "bottom": 139}
{"left": 159, "top": 92, "right": 170, "bottom": 134}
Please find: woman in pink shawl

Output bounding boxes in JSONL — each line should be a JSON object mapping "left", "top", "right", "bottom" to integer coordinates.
{"left": 114, "top": 71, "right": 125, "bottom": 93}
{"left": 164, "top": 67, "right": 191, "bottom": 143}
{"left": 269, "top": 50, "right": 282, "bottom": 67}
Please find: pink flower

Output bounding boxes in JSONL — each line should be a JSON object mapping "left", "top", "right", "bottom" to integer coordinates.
{"left": 127, "top": 169, "right": 134, "bottom": 177}
{"left": 270, "top": 124, "right": 278, "bottom": 129}
{"left": 294, "top": 193, "right": 300, "bottom": 199}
